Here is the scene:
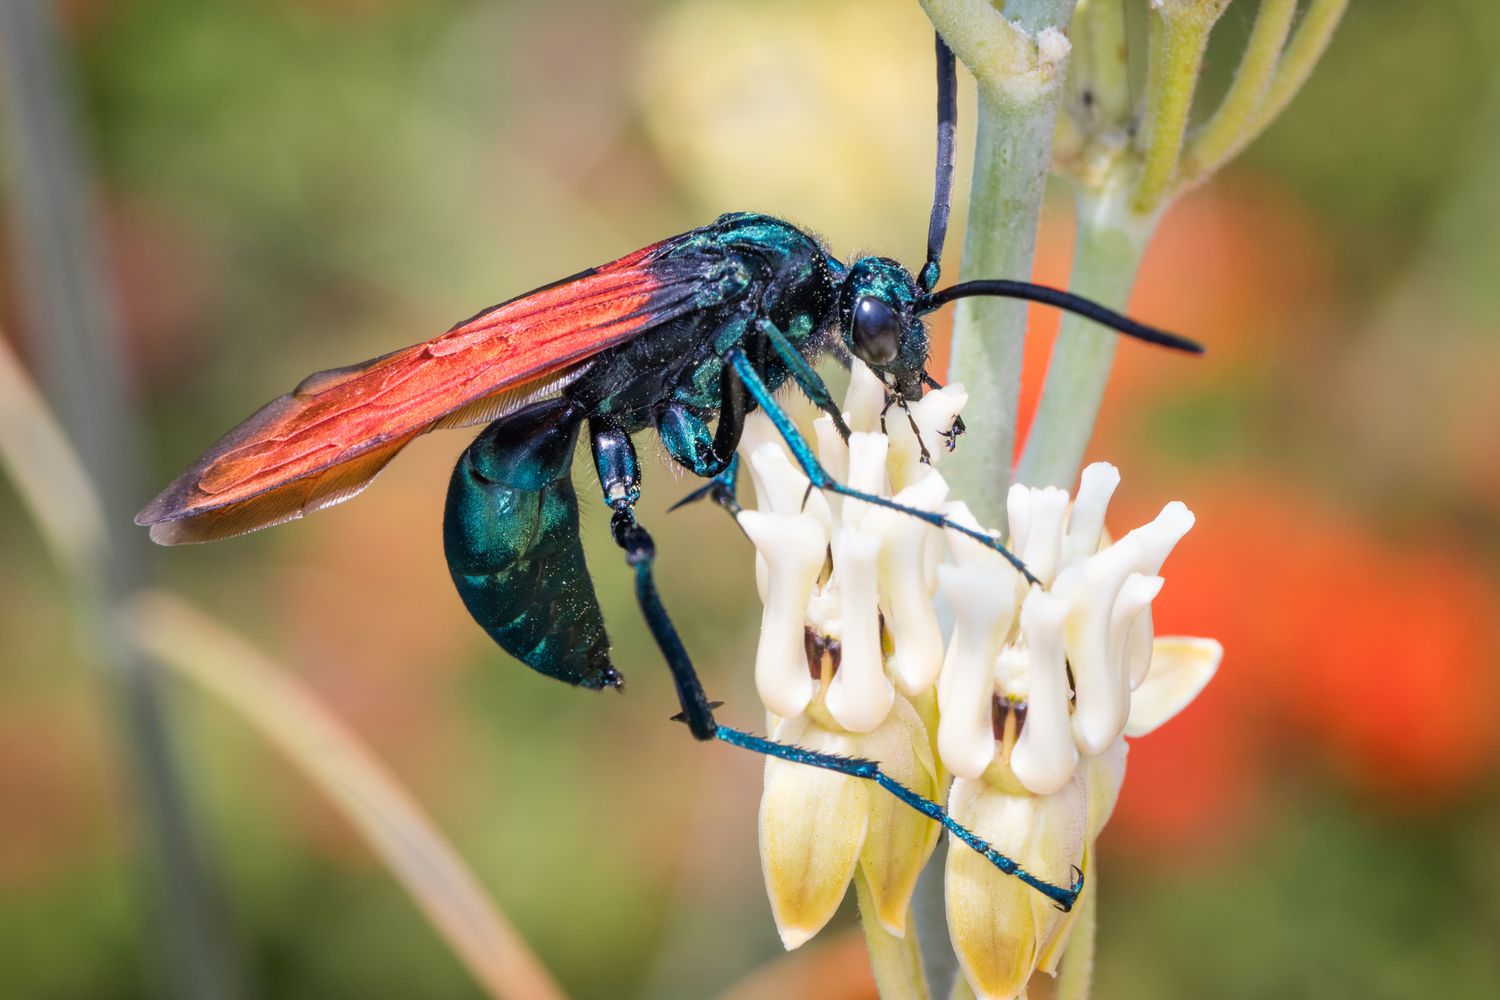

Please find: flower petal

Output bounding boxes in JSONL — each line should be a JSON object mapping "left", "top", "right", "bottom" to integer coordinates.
{"left": 844, "top": 360, "right": 888, "bottom": 433}
{"left": 760, "top": 719, "right": 870, "bottom": 950}
{"left": 937, "top": 562, "right": 1015, "bottom": 780}
{"left": 1011, "top": 589, "right": 1079, "bottom": 796}
{"left": 739, "top": 509, "right": 827, "bottom": 719}
{"left": 1111, "top": 573, "right": 1164, "bottom": 690}
{"left": 886, "top": 382, "right": 968, "bottom": 490}
{"left": 1008, "top": 484, "right": 1070, "bottom": 588}
{"left": 1125, "top": 637, "right": 1222, "bottom": 737}
{"left": 856, "top": 697, "right": 941, "bottom": 935}
{"left": 946, "top": 772, "right": 1087, "bottom": 1000}
{"left": 825, "top": 526, "right": 894, "bottom": 732}
{"left": 1064, "top": 461, "right": 1119, "bottom": 566}
{"left": 866, "top": 472, "right": 949, "bottom": 696}
{"left": 1083, "top": 738, "right": 1128, "bottom": 843}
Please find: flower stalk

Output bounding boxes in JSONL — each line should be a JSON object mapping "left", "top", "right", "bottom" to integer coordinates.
{"left": 919, "top": 0, "right": 1079, "bottom": 526}
{"left": 857, "top": 869, "right": 933, "bottom": 1000}
{"left": 893, "top": 3, "right": 1348, "bottom": 998}
{"left": 1018, "top": 0, "right": 1347, "bottom": 490}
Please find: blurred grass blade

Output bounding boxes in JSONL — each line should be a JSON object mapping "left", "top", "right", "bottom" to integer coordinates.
{"left": 0, "top": 333, "right": 107, "bottom": 574}
{"left": 0, "top": 1, "right": 239, "bottom": 994}
{"left": 715, "top": 930, "right": 873, "bottom": 1000}
{"left": 127, "top": 591, "right": 569, "bottom": 1000}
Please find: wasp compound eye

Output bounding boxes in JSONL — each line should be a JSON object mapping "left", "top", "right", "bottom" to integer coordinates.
{"left": 852, "top": 296, "right": 901, "bottom": 366}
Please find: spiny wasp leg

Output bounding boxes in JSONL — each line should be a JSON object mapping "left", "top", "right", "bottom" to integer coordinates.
{"left": 722, "top": 347, "right": 1039, "bottom": 584}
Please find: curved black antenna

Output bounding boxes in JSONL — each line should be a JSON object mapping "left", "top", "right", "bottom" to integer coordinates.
{"left": 918, "top": 279, "right": 1205, "bottom": 354}
{"left": 918, "top": 34, "right": 957, "bottom": 295}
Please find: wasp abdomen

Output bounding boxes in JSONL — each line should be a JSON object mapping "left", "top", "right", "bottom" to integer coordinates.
{"left": 443, "top": 398, "right": 619, "bottom": 689}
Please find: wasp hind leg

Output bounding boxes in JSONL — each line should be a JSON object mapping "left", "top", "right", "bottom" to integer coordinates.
{"left": 589, "top": 421, "right": 1080, "bottom": 909}
{"left": 591, "top": 420, "right": 720, "bottom": 739}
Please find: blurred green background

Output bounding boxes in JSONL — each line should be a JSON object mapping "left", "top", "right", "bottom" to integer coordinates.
{"left": 2, "top": 1, "right": 1498, "bottom": 997}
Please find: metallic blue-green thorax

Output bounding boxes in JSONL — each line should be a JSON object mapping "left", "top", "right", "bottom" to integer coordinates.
{"left": 444, "top": 212, "right": 924, "bottom": 690}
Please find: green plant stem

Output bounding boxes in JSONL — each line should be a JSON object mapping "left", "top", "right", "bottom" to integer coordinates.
{"left": 131, "top": 593, "right": 570, "bottom": 1000}
{"left": 1072, "top": 0, "right": 1130, "bottom": 126}
{"left": 1131, "top": 2, "right": 1222, "bottom": 216}
{"left": 921, "top": 0, "right": 1077, "bottom": 527}
{"left": 1246, "top": 0, "right": 1350, "bottom": 138}
{"left": 1055, "top": 867, "right": 1098, "bottom": 1000}
{"left": 1181, "top": 0, "right": 1297, "bottom": 183}
{"left": 1013, "top": 193, "right": 1152, "bottom": 488}
{"left": 855, "top": 869, "right": 931, "bottom": 1000}
{"left": 944, "top": 92, "right": 1057, "bottom": 523}
{"left": 946, "top": 974, "right": 978, "bottom": 1000}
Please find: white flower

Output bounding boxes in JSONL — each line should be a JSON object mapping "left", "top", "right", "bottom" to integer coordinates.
{"left": 732, "top": 361, "right": 1219, "bottom": 992}
{"left": 739, "top": 362, "right": 965, "bottom": 947}
{"left": 935, "top": 463, "right": 1217, "bottom": 1000}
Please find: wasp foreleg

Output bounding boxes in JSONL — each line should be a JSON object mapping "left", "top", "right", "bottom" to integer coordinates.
{"left": 753, "top": 317, "right": 852, "bottom": 442}
{"left": 722, "top": 348, "right": 1040, "bottom": 585}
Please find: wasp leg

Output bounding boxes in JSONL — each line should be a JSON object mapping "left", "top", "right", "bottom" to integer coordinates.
{"left": 722, "top": 348, "right": 1040, "bottom": 585}
{"left": 715, "top": 726, "right": 1082, "bottom": 911}
{"left": 753, "top": 318, "right": 852, "bottom": 441}
{"left": 591, "top": 426, "right": 1078, "bottom": 906}
{"left": 656, "top": 361, "right": 745, "bottom": 479}
{"left": 591, "top": 422, "right": 719, "bottom": 740}
{"left": 667, "top": 456, "right": 742, "bottom": 516}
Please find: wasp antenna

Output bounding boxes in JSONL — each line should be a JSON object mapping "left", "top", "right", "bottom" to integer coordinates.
{"left": 918, "top": 34, "right": 958, "bottom": 295}
{"left": 918, "top": 279, "right": 1205, "bottom": 355}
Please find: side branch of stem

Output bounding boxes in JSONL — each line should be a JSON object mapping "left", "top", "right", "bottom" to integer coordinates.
{"left": 1013, "top": 197, "right": 1151, "bottom": 488}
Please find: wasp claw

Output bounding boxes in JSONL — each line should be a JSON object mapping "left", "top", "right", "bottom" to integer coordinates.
{"left": 670, "top": 701, "right": 724, "bottom": 724}
{"left": 670, "top": 479, "right": 740, "bottom": 515}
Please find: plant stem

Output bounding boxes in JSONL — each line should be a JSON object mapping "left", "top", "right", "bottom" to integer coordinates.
{"left": 1130, "top": 2, "right": 1222, "bottom": 216}
{"left": 1072, "top": 0, "right": 1130, "bottom": 127}
{"left": 944, "top": 91, "right": 1057, "bottom": 524}
{"left": 1013, "top": 192, "right": 1152, "bottom": 488}
{"left": 1246, "top": 0, "right": 1350, "bottom": 139}
{"left": 855, "top": 869, "right": 931, "bottom": 1000}
{"left": 1055, "top": 867, "right": 1098, "bottom": 1000}
{"left": 1181, "top": 0, "right": 1297, "bottom": 184}
{"left": 920, "top": 0, "right": 1078, "bottom": 528}
{"left": 131, "top": 593, "right": 570, "bottom": 1000}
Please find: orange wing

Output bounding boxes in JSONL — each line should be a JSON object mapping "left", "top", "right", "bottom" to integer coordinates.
{"left": 138, "top": 239, "right": 711, "bottom": 544}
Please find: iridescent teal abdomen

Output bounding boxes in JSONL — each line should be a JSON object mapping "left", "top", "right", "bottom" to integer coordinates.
{"left": 443, "top": 397, "right": 617, "bottom": 689}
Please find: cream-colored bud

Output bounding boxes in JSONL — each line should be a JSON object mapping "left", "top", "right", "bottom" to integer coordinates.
{"left": 946, "top": 770, "right": 1087, "bottom": 1000}
{"left": 1011, "top": 589, "right": 1079, "bottom": 796}
{"left": 739, "top": 510, "right": 826, "bottom": 719}
{"left": 824, "top": 526, "right": 893, "bottom": 733}
{"left": 865, "top": 472, "right": 948, "bottom": 696}
{"left": 760, "top": 700, "right": 938, "bottom": 947}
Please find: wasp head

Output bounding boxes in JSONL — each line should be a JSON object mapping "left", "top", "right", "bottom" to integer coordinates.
{"left": 838, "top": 257, "right": 929, "bottom": 400}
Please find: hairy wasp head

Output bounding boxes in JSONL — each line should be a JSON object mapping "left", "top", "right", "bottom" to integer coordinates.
{"left": 838, "top": 257, "right": 928, "bottom": 399}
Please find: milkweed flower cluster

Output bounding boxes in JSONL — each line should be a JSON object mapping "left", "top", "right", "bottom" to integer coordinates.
{"left": 736, "top": 362, "right": 1220, "bottom": 999}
